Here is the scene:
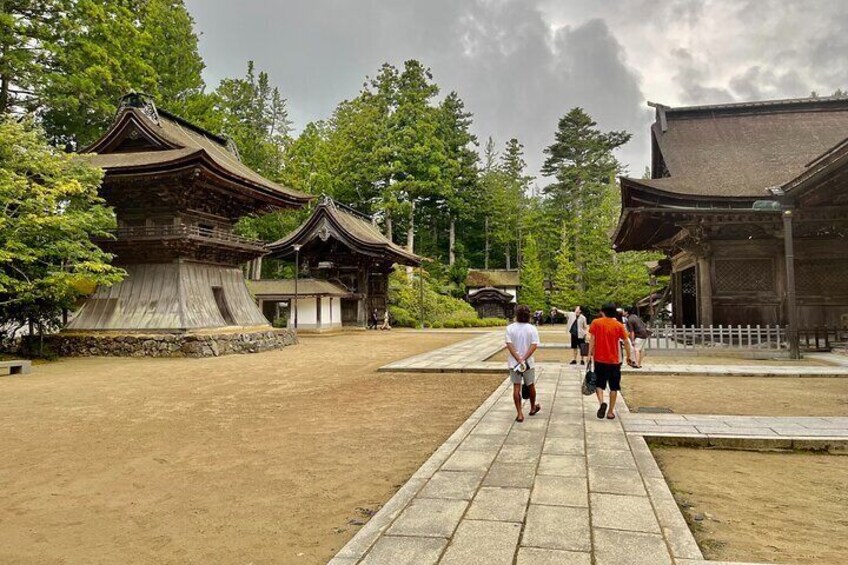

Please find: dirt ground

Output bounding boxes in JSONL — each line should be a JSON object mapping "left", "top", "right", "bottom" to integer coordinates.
{"left": 653, "top": 447, "right": 848, "bottom": 564}
{"left": 624, "top": 375, "right": 848, "bottom": 416}
{"left": 0, "top": 331, "right": 504, "bottom": 565}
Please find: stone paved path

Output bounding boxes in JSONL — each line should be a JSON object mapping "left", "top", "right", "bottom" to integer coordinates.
{"left": 379, "top": 331, "right": 848, "bottom": 377}
{"left": 332, "top": 331, "right": 843, "bottom": 564}
{"left": 331, "top": 365, "right": 709, "bottom": 565}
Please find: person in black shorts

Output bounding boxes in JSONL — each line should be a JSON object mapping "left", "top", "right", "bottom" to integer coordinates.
{"left": 588, "top": 303, "right": 634, "bottom": 420}
{"left": 566, "top": 306, "right": 588, "bottom": 365}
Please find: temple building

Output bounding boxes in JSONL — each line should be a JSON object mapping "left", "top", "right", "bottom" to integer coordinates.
{"left": 258, "top": 197, "right": 422, "bottom": 328}
{"left": 614, "top": 97, "right": 848, "bottom": 339}
{"left": 465, "top": 269, "right": 520, "bottom": 319}
{"left": 61, "top": 94, "right": 311, "bottom": 356}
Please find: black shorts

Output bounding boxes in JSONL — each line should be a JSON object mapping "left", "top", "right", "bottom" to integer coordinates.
{"left": 570, "top": 336, "right": 585, "bottom": 349}
{"left": 594, "top": 361, "right": 622, "bottom": 391}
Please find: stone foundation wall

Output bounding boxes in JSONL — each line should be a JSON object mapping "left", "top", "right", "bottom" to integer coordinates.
{"left": 46, "top": 328, "right": 297, "bottom": 358}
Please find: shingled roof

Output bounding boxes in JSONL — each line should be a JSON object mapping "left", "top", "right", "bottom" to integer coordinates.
{"left": 623, "top": 96, "right": 848, "bottom": 201}
{"left": 466, "top": 269, "right": 520, "bottom": 288}
{"left": 83, "top": 95, "right": 311, "bottom": 209}
{"left": 268, "top": 197, "right": 422, "bottom": 266}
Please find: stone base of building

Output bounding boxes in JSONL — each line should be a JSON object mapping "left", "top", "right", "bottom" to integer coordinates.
{"left": 46, "top": 327, "right": 297, "bottom": 358}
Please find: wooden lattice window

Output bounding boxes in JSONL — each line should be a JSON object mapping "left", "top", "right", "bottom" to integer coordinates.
{"left": 797, "top": 259, "right": 848, "bottom": 295}
{"left": 714, "top": 259, "right": 774, "bottom": 293}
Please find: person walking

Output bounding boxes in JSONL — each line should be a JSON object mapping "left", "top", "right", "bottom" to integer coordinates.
{"left": 588, "top": 303, "right": 634, "bottom": 420}
{"left": 379, "top": 309, "right": 392, "bottom": 331}
{"left": 368, "top": 308, "right": 379, "bottom": 330}
{"left": 566, "top": 306, "right": 588, "bottom": 365}
{"left": 505, "top": 305, "right": 541, "bottom": 423}
{"left": 623, "top": 305, "right": 649, "bottom": 368}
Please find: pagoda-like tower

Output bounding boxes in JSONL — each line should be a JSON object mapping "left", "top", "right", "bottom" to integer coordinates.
{"left": 64, "top": 94, "right": 310, "bottom": 353}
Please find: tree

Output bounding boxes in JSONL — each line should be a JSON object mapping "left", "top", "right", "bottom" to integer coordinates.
{"left": 0, "top": 0, "right": 63, "bottom": 115}
{"left": 0, "top": 117, "right": 124, "bottom": 345}
{"left": 518, "top": 234, "right": 546, "bottom": 312}
{"left": 541, "top": 107, "right": 630, "bottom": 223}
{"left": 437, "top": 91, "right": 478, "bottom": 264}
{"left": 39, "top": 0, "right": 210, "bottom": 147}
{"left": 549, "top": 223, "right": 580, "bottom": 309}
{"left": 214, "top": 60, "right": 292, "bottom": 179}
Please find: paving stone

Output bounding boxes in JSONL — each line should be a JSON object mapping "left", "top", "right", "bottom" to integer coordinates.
{"left": 497, "top": 442, "right": 543, "bottom": 463}
{"left": 531, "top": 475, "right": 588, "bottom": 507}
{"left": 593, "top": 529, "right": 672, "bottom": 565}
{"left": 483, "top": 462, "right": 537, "bottom": 488}
{"left": 515, "top": 547, "right": 591, "bottom": 565}
{"left": 359, "top": 535, "right": 448, "bottom": 565}
{"left": 590, "top": 492, "right": 660, "bottom": 533}
{"left": 387, "top": 498, "right": 468, "bottom": 538}
{"left": 417, "top": 470, "right": 484, "bottom": 500}
{"left": 546, "top": 423, "right": 584, "bottom": 438}
{"left": 698, "top": 426, "right": 777, "bottom": 436}
{"left": 542, "top": 436, "right": 585, "bottom": 455}
{"left": 588, "top": 466, "right": 647, "bottom": 496}
{"left": 466, "top": 486, "right": 530, "bottom": 522}
{"left": 585, "top": 432, "right": 629, "bottom": 451}
{"left": 537, "top": 454, "right": 586, "bottom": 477}
{"left": 586, "top": 448, "right": 637, "bottom": 469}
{"left": 441, "top": 449, "right": 497, "bottom": 472}
{"left": 503, "top": 429, "right": 546, "bottom": 447}
{"left": 440, "top": 520, "right": 522, "bottom": 565}
{"left": 521, "top": 504, "right": 590, "bottom": 552}
{"left": 457, "top": 434, "right": 506, "bottom": 452}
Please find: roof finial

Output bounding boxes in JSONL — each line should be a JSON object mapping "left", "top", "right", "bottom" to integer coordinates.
{"left": 119, "top": 92, "right": 159, "bottom": 124}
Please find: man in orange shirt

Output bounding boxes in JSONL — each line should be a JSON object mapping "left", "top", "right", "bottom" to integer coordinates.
{"left": 588, "top": 303, "right": 634, "bottom": 419}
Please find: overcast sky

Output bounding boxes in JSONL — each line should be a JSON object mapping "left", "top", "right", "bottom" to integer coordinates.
{"left": 186, "top": 0, "right": 848, "bottom": 183}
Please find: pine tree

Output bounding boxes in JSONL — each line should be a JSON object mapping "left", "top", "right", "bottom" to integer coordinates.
{"left": 518, "top": 234, "right": 546, "bottom": 312}
{"left": 549, "top": 223, "right": 581, "bottom": 309}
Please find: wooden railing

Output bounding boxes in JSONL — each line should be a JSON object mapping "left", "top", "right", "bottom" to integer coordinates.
{"left": 644, "top": 325, "right": 786, "bottom": 351}
{"left": 104, "top": 225, "right": 263, "bottom": 247}
{"left": 799, "top": 326, "right": 848, "bottom": 351}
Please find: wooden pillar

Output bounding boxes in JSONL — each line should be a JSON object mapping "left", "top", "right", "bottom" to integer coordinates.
{"left": 783, "top": 209, "right": 800, "bottom": 359}
{"left": 316, "top": 296, "right": 322, "bottom": 330}
{"left": 697, "top": 255, "right": 713, "bottom": 326}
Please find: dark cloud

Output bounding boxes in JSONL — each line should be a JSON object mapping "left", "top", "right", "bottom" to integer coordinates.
{"left": 185, "top": 0, "right": 848, "bottom": 179}
{"left": 186, "top": 0, "right": 648, "bottom": 179}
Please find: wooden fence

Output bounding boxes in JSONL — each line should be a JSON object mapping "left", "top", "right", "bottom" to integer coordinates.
{"left": 644, "top": 325, "right": 786, "bottom": 351}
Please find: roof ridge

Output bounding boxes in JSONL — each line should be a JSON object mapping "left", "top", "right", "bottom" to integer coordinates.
{"left": 652, "top": 95, "right": 848, "bottom": 115}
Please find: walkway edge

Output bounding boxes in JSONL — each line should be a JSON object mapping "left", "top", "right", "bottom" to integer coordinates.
{"left": 328, "top": 377, "right": 512, "bottom": 564}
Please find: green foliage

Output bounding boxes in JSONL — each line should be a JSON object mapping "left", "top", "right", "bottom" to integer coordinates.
{"left": 0, "top": 117, "right": 124, "bottom": 341}
{"left": 518, "top": 234, "right": 546, "bottom": 312}
{"left": 388, "top": 267, "right": 481, "bottom": 327}
{"left": 36, "top": 0, "right": 209, "bottom": 147}
{"left": 214, "top": 60, "right": 292, "bottom": 179}
{"left": 549, "top": 223, "right": 580, "bottom": 309}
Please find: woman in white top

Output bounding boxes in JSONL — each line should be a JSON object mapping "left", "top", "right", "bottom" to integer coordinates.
{"left": 566, "top": 306, "right": 588, "bottom": 365}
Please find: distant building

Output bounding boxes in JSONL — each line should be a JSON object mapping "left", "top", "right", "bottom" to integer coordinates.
{"left": 258, "top": 197, "right": 422, "bottom": 328}
{"left": 614, "top": 97, "right": 848, "bottom": 330}
{"left": 465, "top": 269, "right": 520, "bottom": 319}
{"left": 247, "top": 279, "right": 352, "bottom": 332}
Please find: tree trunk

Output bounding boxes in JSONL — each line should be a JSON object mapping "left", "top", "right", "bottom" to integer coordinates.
{"left": 385, "top": 210, "right": 393, "bottom": 242}
{"left": 449, "top": 216, "right": 456, "bottom": 265}
{"left": 505, "top": 243, "right": 511, "bottom": 270}
{"left": 406, "top": 201, "right": 415, "bottom": 252}
{"left": 484, "top": 217, "right": 490, "bottom": 269}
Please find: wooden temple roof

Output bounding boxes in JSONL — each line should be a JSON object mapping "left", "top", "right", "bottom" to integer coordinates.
{"left": 83, "top": 95, "right": 312, "bottom": 209}
{"left": 267, "top": 197, "right": 423, "bottom": 266}
{"left": 466, "top": 269, "right": 520, "bottom": 288}
{"left": 616, "top": 96, "right": 848, "bottom": 251}
{"left": 247, "top": 278, "right": 352, "bottom": 298}
{"left": 467, "top": 286, "right": 514, "bottom": 304}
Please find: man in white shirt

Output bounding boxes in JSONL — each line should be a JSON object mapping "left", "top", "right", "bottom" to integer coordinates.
{"left": 505, "top": 304, "right": 541, "bottom": 422}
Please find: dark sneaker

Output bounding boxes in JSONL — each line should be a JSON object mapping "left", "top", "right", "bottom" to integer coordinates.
{"left": 580, "top": 360, "right": 585, "bottom": 365}
{"left": 596, "top": 402, "right": 607, "bottom": 419}
{"left": 569, "top": 360, "right": 577, "bottom": 365}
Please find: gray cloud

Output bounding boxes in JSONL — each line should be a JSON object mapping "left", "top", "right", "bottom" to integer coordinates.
{"left": 186, "top": 0, "right": 848, "bottom": 179}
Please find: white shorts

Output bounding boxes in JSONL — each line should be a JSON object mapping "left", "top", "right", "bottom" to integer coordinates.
{"left": 633, "top": 337, "right": 646, "bottom": 351}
